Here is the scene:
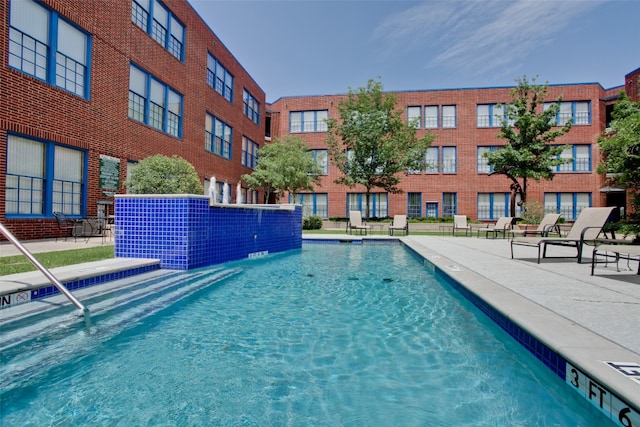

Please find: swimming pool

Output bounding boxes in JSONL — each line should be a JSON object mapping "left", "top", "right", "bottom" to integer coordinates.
{"left": 1, "top": 243, "right": 612, "bottom": 426}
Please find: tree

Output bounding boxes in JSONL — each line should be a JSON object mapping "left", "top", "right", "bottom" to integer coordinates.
{"left": 597, "top": 92, "right": 640, "bottom": 234}
{"left": 326, "top": 79, "right": 434, "bottom": 218}
{"left": 125, "top": 154, "right": 203, "bottom": 194}
{"left": 242, "top": 135, "right": 322, "bottom": 203}
{"left": 485, "top": 76, "right": 572, "bottom": 216}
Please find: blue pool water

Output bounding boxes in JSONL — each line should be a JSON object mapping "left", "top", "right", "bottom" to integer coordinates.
{"left": 1, "top": 243, "right": 611, "bottom": 426}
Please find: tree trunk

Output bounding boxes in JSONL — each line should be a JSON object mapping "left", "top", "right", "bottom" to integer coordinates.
{"left": 365, "top": 190, "right": 371, "bottom": 219}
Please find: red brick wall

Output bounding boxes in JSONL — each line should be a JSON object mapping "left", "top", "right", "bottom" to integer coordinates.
{"left": 1, "top": 0, "right": 264, "bottom": 239}
{"left": 269, "top": 83, "right": 610, "bottom": 220}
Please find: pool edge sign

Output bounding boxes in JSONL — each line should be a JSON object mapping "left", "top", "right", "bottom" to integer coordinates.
{"left": 99, "top": 155, "right": 120, "bottom": 197}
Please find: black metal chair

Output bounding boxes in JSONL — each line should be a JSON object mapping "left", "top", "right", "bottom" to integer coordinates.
{"left": 53, "top": 212, "right": 77, "bottom": 242}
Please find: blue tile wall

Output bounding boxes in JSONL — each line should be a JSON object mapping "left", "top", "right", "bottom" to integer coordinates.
{"left": 114, "top": 196, "right": 303, "bottom": 270}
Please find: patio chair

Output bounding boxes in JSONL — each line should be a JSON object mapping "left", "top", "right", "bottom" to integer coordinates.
{"left": 591, "top": 244, "right": 640, "bottom": 275}
{"left": 510, "top": 213, "right": 561, "bottom": 238}
{"left": 510, "top": 207, "right": 614, "bottom": 263}
{"left": 53, "top": 212, "right": 78, "bottom": 242}
{"left": 388, "top": 215, "right": 409, "bottom": 236}
{"left": 346, "top": 210, "right": 371, "bottom": 235}
{"left": 475, "top": 216, "right": 514, "bottom": 239}
{"left": 452, "top": 215, "right": 471, "bottom": 236}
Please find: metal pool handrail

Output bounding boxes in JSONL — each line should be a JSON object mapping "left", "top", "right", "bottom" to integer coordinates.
{"left": 0, "top": 222, "right": 91, "bottom": 325}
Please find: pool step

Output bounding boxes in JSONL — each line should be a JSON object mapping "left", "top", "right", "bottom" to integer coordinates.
{"left": 0, "top": 266, "right": 242, "bottom": 391}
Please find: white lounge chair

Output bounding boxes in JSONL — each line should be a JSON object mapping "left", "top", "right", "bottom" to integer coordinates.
{"left": 452, "top": 215, "right": 471, "bottom": 236}
{"left": 510, "top": 207, "right": 614, "bottom": 263}
{"left": 388, "top": 215, "right": 409, "bottom": 236}
{"left": 475, "top": 216, "right": 514, "bottom": 239}
{"left": 346, "top": 210, "right": 371, "bottom": 235}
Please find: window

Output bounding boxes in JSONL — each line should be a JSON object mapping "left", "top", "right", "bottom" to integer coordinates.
{"left": 205, "top": 113, "right": 232, "bottom": 159}
{"left": 443, "top": 193, "right": 457, "bottom": 217}
{"left": 408, "top": 193, "right": 421, "bottom": 218}
{"left": 5, "top": 135, "right": 86, "bottom": 217}
{"left": 425, "top": 147, "right": 439, "bottom": 173}
{"left": 477, "top": 193, "right": 509, "bottom": 220}
{"left": 299, "top": 193, "right": 328, "bottom": 218}
{"left": 9, "top": 0, "right": 90, "bottom": 98}
{"left": 442, "top": 147, "right": 457, "bottom": 173}
{"left": 407, "top": 106, "right": 421, "bottom": 128}
{"left": 544, "top": 193, "right": 591, "bottom": 221}
{"left": 311, "top": 150, "right": 328, "bottom": 175}
{"left": 477, "top": 146, "right": 503, "bottom": 173}
{"left": 289, "top": 110, "right": 328, "bottom": 133}
{"left": 442, "top": 105, "right": 456, "bottom": 128}
{"left": 207, "top": 54, "right": 234, "bottom": 102}
{"left": 424, "top": 106, "right": 438, "bottom": 129}
{"left": 243, "top": 89, "right": 260, "bottom": 125}
{"left": 476, "top": 104, "right": 507, "bottom": 128}
{"left": 242, "top": 136, "right": 259, "bottom": 169}
{"left": 554, "top": 145, "right": 591, "bottom": 172}
{"left": 132, "top": 0, "right": 184, "bottom": 60}
{"left": 347, "top": 193, "right": 388, "bottom": 218}
{"left": 544, "top": 101, "right": 591, "bottom": 125}
{"left": 128, "top": 64, "right": 182, "bottom": 137}
{"left": 425, "top": 202, "right": 438, "bottom": 218}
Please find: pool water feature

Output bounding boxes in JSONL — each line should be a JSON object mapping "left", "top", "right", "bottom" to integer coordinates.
{"left": 0, "top": 243, "right": 613, "bottom": 426}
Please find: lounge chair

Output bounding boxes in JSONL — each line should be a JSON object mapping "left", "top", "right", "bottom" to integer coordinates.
{"left": 346, "top": 210, "right": 371, "bottom": 235}
{"left": 475, "top": 216, "right": 514, "bottom": 239}
{"left": 591, "top": 243, "right": 640, "bottom": 275}
{"left": 510, "top": 213, "right": 561, "bottom": 238}
{"left": 510, "top": 207, "right": 614, "bottom": 263}
{"left": 388, "top": 215, "right": 409, "bottom": 236}
{"left": 452, "top": 215, "right": 471, "bottom": 236}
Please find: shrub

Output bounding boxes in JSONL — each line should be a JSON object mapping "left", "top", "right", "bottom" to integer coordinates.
{"left": 521, "top": 200, "right": 545, "bottom": 224}
{"left": 302, "top": 215, "right": 323, "bottom": 230}
{"left": 125, "top": 154, "right": 203, "bottom": 194}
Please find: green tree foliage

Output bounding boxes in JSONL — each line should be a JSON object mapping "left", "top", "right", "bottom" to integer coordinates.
{"left": 597, "top": 92, "right": 640, "bottom": 234}
{"left": 125, "top": 154, "right": 203, "bottom": 194}
{"left": 326, "top": 79, "right": 434, "bottom": 217}
{"left": 485, "top": 76, "right": 572, "bottom": 216}
{"left": 242, "top": 135, "right": 322, "bottom": 203}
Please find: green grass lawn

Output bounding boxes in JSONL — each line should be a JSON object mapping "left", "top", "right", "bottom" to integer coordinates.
{"left": 0, "top": 246, "right": 115, "bottom": 276}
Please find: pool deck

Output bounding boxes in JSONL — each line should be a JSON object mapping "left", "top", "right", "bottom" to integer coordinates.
{"left": 1, "top": 234, "right": 639, "bottom": 415}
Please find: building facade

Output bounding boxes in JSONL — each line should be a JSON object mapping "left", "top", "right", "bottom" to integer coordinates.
{"left": 268, "top": 71, "right": 639, "bottom": 222}
{"left": 1, "top": 0, "right": 265, "bottom": 240}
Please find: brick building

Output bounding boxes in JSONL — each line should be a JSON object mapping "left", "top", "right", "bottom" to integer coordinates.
{"left": 0, "top": 0, "right": 637, "bottom": 240}
{"left": 268, "top": 69, "right": 639, "bottom": 222}
{"left": 1, "top": 0, "right": 265, "bottom": 240}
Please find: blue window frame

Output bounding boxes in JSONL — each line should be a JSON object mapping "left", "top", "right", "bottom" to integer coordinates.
{"left": 408, "top": 193, "right": 421, "bottom": 218}
{"left": 407, "top": 106, "right": 421, "bottom": 128}
{"left": 442, "top": 146, "right": 457, "bottom": 174}
{"left": 299, "top": 193, "right": 328, "bottom": 218}
{"left": 477, "top": 193, "right": 509, "bottom": 220}
{"left": 443, "top": 193, "right": 457, "bottom": 217}
{"left": 243, "top": 89, "right": 260, "bottom": 125}
{"left": 207, "top": 54, "right": 234, "bottom": 102}
{"left": 477, "top": 146, "right": 504, "bottom": 174}
{"left": 289, "top": 111, "right": 328, "bottom": 133}
{"left": 476, "top": 104, "right": 509, "bottom": 128}
{"left": 544, "top": 101, "right": 591, "bottom": 126}
{"left": 346, "top": 193, "right": 388, "bottom": 218}
{"left": 544, "top": 193, "right": 591, "bottom": 221}
{"left": 9, "top": 0, "right": 91, "bottom": 98}
{"left": 554, "top": 145, "right": 592, "bottom": 173}
{"left": 5, "top": 134, "right": 87, "bottom": 218}
{"left": 242, "top": 136, "right": 259, "bottom": 169}
{"left": 442, "top": 105, "right": 457, "bottom": 128}
{"left": 425, "top": 202, "right": 438, "bottom": 218}
{"left": 424, "top": 106, "right": 439, "bottom": 129}
{"left": 132, "top": 0, "right": 184, "bottom": 61}
{"left": 128, "top": 64, "right": 183, "bottom": 137}
{"left": 311, "top": 150, "right": 328, "bottom": 175}
{"left": 205, "top": 113, "right": 232, "bottom": 159}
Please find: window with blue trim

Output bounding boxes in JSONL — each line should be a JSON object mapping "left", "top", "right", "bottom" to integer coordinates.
{"left": 477, "top": 104, "right": 511, "bottom": 128}
{"left": 207, "top": 54, "right": 234, "bottom": 102}
{"left": 442, "top": 146, "right": 457, "bottom": 173}
{"left": 128, "top": 64, "right": 182, "bottom": 137}
{"left": 477, "top": 146, "right": 504, "bottom": 173}
{"left": 477, "top": 193, "right": 509, "bottom": 220}
{"left": 443, "top": 193, "right": 457, "bottom": 217}
{"left": 347, "top": 193, "right": 388, "bottom": 218}
{"left": 408, "top": 193, "right": 421, "bottom": 218}
{"left": 289, "top": 110, "right": 328, "bottom": 133}
{"left": 243, "top": 89, "right": 260, "bottom": 125}
{"left": 9, "top": 0, "right": 90, "bottom": 98}
{"left": 424, "top": 106, "right": 439, "bottom": 129}
{"left": 407, "top": 106, "right": 421, "bottom": 128}
{"left": 442, "top": 105, "right": 457, "bottom": 128}
{"left": 425, "top": 147, "right": 439, "bottom": 174}
{"left": 5, "top": 135, "right": 86, "bottom": 217}
{"left": 311, "top": 150, "right": 328, "bottom": 175}
{"left": 242, "top": 136, "right": 259, "bottom": 169}
{"left": 544, "top": 192, "right": 590, "bottom": 221}
{"left": 205, "top": 113, "right": 232, "bottom": 159}
{"left": 425, "top": 202, "right": 438, "bottom": 218}
{"left": 544, "top": 101, "right": 591, "bottom": 125}
{"left": 132, "top": 0, "right": 184, "bottom": 60}
{"left": 299, "top": 193, "right": 328, "bottom": 218}
{"left": 554, "top": 145, "right": 591, "bottom": 172}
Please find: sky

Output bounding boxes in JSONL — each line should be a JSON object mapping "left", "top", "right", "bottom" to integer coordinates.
{"left": 189, "top": 0, "right": 640, "bottom": 103}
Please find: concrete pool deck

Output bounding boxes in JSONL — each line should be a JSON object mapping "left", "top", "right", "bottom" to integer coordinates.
{"left": 1, "top": 234, "right": 639, "bottom": 418}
